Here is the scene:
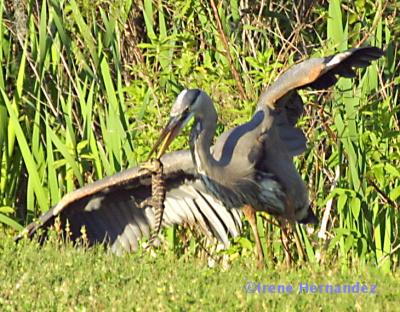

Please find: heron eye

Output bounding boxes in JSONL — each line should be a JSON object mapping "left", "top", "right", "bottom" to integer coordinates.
{"left": 184, "top": 106, "right": 191, "bottom": 114}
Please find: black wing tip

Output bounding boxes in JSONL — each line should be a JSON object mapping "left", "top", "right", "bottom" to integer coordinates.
{"left": 358, "top": 46, "right": 384, "bottom": 54}
{"left": 324, "top": 46, "right": 384, "bottom": 64}
{"left": 14, "top": 208, "right": 57, "bottom": 243}
{"left": 354, "top": 46, "right": 385, "bottom": 59}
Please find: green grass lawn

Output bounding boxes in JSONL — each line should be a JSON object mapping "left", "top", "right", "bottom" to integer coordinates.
{"left": 1, "top": 235, "right": 399, "bottom": 311}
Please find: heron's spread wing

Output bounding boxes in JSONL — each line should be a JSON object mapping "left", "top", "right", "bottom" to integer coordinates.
{"left": 257, "top": 47, "right": 383, "bottom": 109}
{"left": 16, "top": 151, "right": 243, "bottom": 255}
{"left": 258, "top": 46, "right": 383, "bottom": 156}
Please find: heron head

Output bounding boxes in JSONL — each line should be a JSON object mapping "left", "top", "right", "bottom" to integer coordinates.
{"left": 148, "top": 89, "right": 211, "bottom": 159}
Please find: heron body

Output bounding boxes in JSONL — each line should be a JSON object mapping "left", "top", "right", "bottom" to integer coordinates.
{"left": 152, "top": 47, "right": 383, "bottom": 225}
{"left": 184, "top": 91, "right": 309, "bottom": 227}
{"left": 187, "top": 91, "right": 300, "bottom": 219}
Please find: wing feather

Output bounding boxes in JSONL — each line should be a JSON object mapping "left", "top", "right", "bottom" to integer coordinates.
{"left": 199, "top": 192, "right": 240, "bottom": 237}
{"left": 16, "top": 150, "right": 243, "bottom": 253}
{"left": 257, "top": 46, "right": 383, "bottom": 158}
{"left": 257, "top": 46, "right": 383, "bottom": 109}
{"left": 191, "top": 187, "right": 230, "bottom": 246}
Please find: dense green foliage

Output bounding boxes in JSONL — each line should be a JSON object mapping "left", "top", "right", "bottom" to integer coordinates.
{"left": 0, "top": 0, "right": 399, "bottom": 275}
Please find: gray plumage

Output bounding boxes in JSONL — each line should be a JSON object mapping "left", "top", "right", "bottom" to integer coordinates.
{"left": 15, "top": 151, "right": 243, "bottom": 254}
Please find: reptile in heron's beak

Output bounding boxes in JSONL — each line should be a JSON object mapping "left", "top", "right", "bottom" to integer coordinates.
{"left": 147, "top": 112, "right": 193, "bottom": 160}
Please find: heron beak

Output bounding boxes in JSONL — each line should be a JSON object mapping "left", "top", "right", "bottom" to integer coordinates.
{"left": 147, "top": 116, "right": 184, "bottom": 160}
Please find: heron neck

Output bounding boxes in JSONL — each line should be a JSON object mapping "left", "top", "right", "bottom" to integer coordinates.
{"left": 191, "top": 114, "right": 219, "bottom": 175}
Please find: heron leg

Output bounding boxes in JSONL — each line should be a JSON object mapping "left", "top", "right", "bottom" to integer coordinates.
{"left": 279, "top": 219, "right": 293, "bottom": 267}
{"left": 243, "top": 205, "right": 264, "bottom": 268}
{"left": 292, "top": 223, "right": 306, "bottom": 262}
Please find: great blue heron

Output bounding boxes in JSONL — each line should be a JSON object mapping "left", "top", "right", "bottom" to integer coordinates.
{"left": 148, "top": 46, "right": 383, "bottom": 264}
{"left": 16, "top": 46, "right": 383, "bottom": 264}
